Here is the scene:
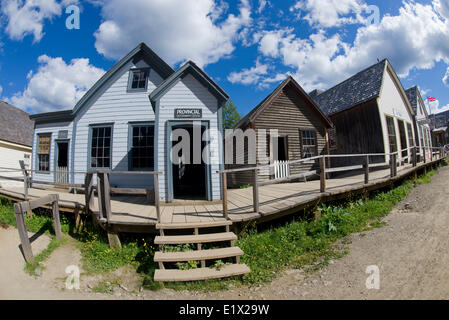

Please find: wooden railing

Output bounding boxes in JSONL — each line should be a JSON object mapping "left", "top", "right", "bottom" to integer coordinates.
{"left": 95, "top": 170, "right": 163, "bottom": 224}
{"left": 219, "top": 146, "right": 446, "bottom": 220}
{"left": 0, "top": 164, "right": 164, "bottom": 224}
{"left": 14, "top": 194, "right": 62, "bottom": 263}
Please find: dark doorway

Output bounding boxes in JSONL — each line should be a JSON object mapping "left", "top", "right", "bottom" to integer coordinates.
{"left": 398, "top": 120, "right": 408, "bottom": 159}
{"left": 275, "top": 136, "right": 289, "bottom": 161}
{"left": 171, "top": 124, "right": 207, "bottom": 200}
{"left": 56, "top": 142, "right": 69, "bottom": 184}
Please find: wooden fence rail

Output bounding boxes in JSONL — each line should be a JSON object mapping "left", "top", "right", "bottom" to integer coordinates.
{"left": 13, "top": 194, "right": 61, "bottom": 263}
{"left": 219, "top": 146, "right": 445, "bottom": 221}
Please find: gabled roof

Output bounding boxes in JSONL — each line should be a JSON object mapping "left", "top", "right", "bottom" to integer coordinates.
{"left": 405, "top": 86, "right": 429, "bottom": 118}
{"left": 31, "top": 42, "right": 175, "bottom": 122}
{"left": 313, "top": 59, "right": 414, "bottom": 118}
{"left": 149, "top": 60, "right": 229, "bottom": 104}
{"left": 0, "top": 101, "right": 34, "bottom": 147}
{"left": 312, "top": 59, "right": 387, "bottom": 116}
{"left": 235, "top": 76, "right": 333, "bottom": 129}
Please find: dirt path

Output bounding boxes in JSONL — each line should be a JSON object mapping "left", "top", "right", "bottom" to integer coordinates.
{"left": 2, "top": 166, "right": 449, "bottom": 300}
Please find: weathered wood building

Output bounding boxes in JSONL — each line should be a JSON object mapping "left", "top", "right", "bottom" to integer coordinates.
{"left": 311, "top": 59, "right": 417, "bottom": 167}
{"left": 29, "top": 43, "right": 228, "bottom": 203}
{"left": 227, "top": 76, "right": 333, "bottom": 186}
{"left": 0, "top": 101, "right": 33, "bottom": 188}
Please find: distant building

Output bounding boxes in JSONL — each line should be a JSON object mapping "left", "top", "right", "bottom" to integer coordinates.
{"left": 405, "top": 86, "right": 433, "bottom": 158}
{"left": 312, "top": 59, "right": 417, "bottom": 167}
{"left": 0, "top": 101, "right": 33, "bottom": 188}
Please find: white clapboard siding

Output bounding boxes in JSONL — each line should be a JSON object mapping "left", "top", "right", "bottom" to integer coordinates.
{"left": 73, "top": 59, "right": 163, "bottom": 189}
{"left": 0, "top": 143, "right": 31, "bottom": 188}
{"left": 157, "top": 73, "right": 221, "bottom": 202}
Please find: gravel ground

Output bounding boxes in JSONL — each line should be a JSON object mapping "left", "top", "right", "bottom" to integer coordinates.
{"left": 2, "top": 165, "right": 449, "bottom": 300}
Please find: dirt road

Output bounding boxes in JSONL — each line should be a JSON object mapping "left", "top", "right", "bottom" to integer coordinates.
{"left": 2, "top": 165, "right": 449, "bottom": 300}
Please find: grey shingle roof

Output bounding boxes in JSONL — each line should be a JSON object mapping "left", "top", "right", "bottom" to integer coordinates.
{"left": 405, "top": 86, "right": 418, "bottom": 113}
{"left": 0, "top": 101, "right": 34, "bottom": 147}
{"left": 312, "top": 59, "right": 387, "bottom": 116}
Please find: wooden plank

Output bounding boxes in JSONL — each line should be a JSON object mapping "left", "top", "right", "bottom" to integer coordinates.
{"left": 13, "top": 203, "right": 34, "bottom": 263}
{"left": 154, "top": 264, "right": 250, "bottom": 282}
{"left": 20, "top": 194, "right": 58, "bottom": 212}
{"left": 156, "top": 220, "right": 232, "bottom": 230}
{"left": 364, "top": 155, "right": 369, "bottom": 184}
{"left": 154, "top": 232, "right": 237, "bottom": 245}
{"left": 154, "top": 247, "right": 243, "bottom": 262}
{"left": 222, "top": 172, "right": 228, "bottom": 220}
{"left": 320, "top": 157, "right": 326, "bottom": 193}
{"left": 154, "top": 174, "right": 161, "bottom": 223}
{"left": 52, "top": 197, "right": 62, "bottom": 241}
{"left": 252, "top": 169, "right": 259, "bottom": 214}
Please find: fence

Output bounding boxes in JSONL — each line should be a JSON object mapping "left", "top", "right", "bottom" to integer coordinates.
{"left": 273, "top": 160, "right": 290, "bottom": 180}
{"left": 219, "top": 146, "right": 446, "bottom": 220}
{"left": 13, "top": 194, "right": 62, "bottom": 263}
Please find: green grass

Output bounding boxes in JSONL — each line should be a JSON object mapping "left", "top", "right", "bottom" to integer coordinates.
{"left": 0, "top": 162, "right": 445, "bottom": 291}
{"left": 25, "top": 237, "right": 65, "bottom": 276}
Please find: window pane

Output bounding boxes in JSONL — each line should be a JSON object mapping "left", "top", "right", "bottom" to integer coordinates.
{"left": 131, "top": 125, "right": 154, "bottom": 169}
{"left": 300, "top": 130, "right": 317, "bottom": 158}
{"left": 90, "top": 126, "right": 111, "bottom": 168}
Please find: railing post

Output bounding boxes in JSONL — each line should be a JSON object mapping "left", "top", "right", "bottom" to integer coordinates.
{"left": 19, "top": 160, "right": 29, "bottom": 201}
{"left": 153, "top": 174, "right": 161, "bottom": 223}
{"left": 84, "top": 173, "right": 94, "bottom": 215}
{"left": 412, "top": 147, "right": 417, "bottom": 167}
{"left": 423, "top": 147, "right": 426, "bottom": 163}
{"left": 390, "top": 154, "right": 395, "bottom": 178}
{"left": 52, "top": 194, "right": 62, "bottom": 241}
{"left": 364, "top": 155, "right": 369, "bottom": 184}
{"left": 252, "top": 168, "right": 259, "bottom": 214}
{"left": 319, "top": 156, "right": 326, "bottom": 193}
{"left": 430, "top": 148, "right": 433, "bottom": 162}
{"left": 221, "top": 172, "right": 229, "bottom": 220}
{"left": 13, "top": 202, "right": 34, "bottom": 263}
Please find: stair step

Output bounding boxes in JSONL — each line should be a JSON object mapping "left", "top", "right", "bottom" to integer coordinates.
{"left": 154, "top": 247, "right": 243, "bottom": 262}
{"left": 156, "top": 220, "right": 232, "bottom": 230}
{"left": 154, "top": 232, "right": 237, "bottom": 245}
{"left": 154, "top": 264, "right": 250, "bottom": 282}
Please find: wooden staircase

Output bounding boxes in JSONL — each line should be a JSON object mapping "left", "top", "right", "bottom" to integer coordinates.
{"left": 153, "top": 220, "right": 250, "bottom": 282}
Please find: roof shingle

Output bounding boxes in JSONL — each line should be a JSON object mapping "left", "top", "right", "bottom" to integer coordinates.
{"left": 312, "top": 59, "right": 387, "bottom": 115}
{"left": 0, "top": 101, "right": 34, "bottom": 147}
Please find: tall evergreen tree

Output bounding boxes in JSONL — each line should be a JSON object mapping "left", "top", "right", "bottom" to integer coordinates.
{"left": 223, "top": 100, "right": 241, "bottom": 130}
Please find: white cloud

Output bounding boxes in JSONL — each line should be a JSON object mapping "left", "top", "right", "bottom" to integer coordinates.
{"left": 257, "top": 0, "right": 269, "bottom": 14}
{"left": 93, "top": 0, "right": 252, "bottom": 67}
{"left": 1, "top": 0, "right": 62, "bottom": 42}
{"left": 8, "top": 55, "right": 105, "bottom": 113}
{"left": 0, "top": 85, "right": 3, "bottom": 97}
{"left": 444, "top": 67, "right": 449, "bottom": 87}
{"left": 434, "top": 0, "right": 449, "bottom": 20}
{"left": 247, "top": 1, "right": 449, "bottom": 92}
{"left": 290, "top": 0, "right": 368, "bottom": 28}
{"left": 227, "top": 60, "right": 288, "bottom": 89}
{"left": 227, "top": 60, "right": 269, "bottom": 86}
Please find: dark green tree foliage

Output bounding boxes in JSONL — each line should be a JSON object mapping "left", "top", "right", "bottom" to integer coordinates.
{"left": 223, "top": 100, "right": 242, "bottom": 130}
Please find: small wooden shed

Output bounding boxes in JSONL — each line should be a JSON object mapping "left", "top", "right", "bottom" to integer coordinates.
{"left": 227, "top": 76, "right": 333, "bottom": 187}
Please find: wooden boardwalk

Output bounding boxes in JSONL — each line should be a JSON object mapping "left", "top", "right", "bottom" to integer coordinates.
{"left": 0, "top": 159, "right": 442, "bottom": 229}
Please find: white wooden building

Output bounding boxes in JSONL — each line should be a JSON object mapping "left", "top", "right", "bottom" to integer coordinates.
{"left": 0, "top": 101, "right": 33, "bottom": 188}
{"left": 30, "top": 43, "right": 228, "bottom": 202}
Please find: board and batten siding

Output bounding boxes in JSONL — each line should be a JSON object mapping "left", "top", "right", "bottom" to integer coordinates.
{"left": 73, "top": 59, "right": 163, "bottom": 188}
{"left": 31, "top": 121, "right": 73, "bottom": 184}
{"left": 228, "top": 84, "right": 328, "bottom": 186}
{"left": 329, "top": 100, "right": 385, "bottom": 167}
{"left": 377, "top": 69, "right": 416, "bottom": 162}
{"left": 0, "top": 141, "right": 31, "bottom": 188}
{"left": 157, "top": 73, "right": 222, "bottom": 202}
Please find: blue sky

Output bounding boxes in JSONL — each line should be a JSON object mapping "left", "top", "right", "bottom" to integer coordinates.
{"left": 1, "top": 0, "right": 448, "bottom": 117}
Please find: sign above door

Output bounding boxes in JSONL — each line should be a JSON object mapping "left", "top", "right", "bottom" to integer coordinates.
{"left": 174, "top": 108, "right": 202, "bottom": 119}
